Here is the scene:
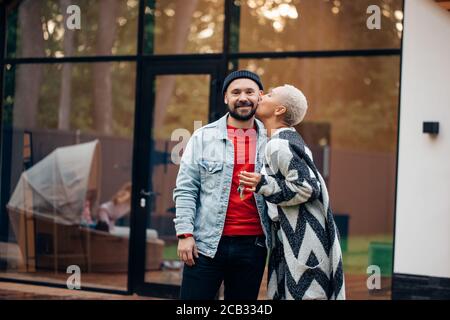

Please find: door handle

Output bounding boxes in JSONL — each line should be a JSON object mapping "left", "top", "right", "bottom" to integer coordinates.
{"left": 139, "top": 189, "right": 159, "bottom": 208}
{"left": 140, "top": 189, "right": 159, "bottom": 197}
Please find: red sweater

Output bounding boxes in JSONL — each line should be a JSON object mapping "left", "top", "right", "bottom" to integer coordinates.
{"left": 222, "top": 125, "right": 264, "bottom": 236}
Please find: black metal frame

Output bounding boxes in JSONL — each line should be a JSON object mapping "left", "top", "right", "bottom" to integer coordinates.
{"left": 131, "top": 60, "right": 222, "bottom": 298}
{"left": 0, "top": 0, "right": 404, "bottom": 298}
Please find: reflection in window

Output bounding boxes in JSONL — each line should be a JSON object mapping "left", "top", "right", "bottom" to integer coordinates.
{"left": 237, "top": 0, "right": 403, "bottom": 52}
{"left": 6, "top": 0, "right": 138, "bottom": 58}
{"left": 6, "top": 62, "right": 135, "bottom": 136}
{"left": 145, "top": 75, "right": 211, "bottom": 285}
{"left": 153, "top": 75, "right": 211, "bottom": 139}
{"left": 1, "top": 62, "right": 137, "bottom": 290}
{"left": 240, "top": 57, "right": 400, "bottom": 153}
{"left": 144, "top": 0, "right": 224, "bottom": 54}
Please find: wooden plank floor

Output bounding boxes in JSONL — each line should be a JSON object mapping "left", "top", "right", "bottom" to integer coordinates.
{"left": 0, "top": 281, "right": 153, "bottom": 300}
{"left": 1, "top": 240, "right": 390, "bottom": 299}
{"left": 0, "top": 268, "right": 390, "bottom": 300}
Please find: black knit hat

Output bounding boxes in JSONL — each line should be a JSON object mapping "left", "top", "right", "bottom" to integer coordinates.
{"left": 222, "top": 70, "right": 264, "bottom": 96}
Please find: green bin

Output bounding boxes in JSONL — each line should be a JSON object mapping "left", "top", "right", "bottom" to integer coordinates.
{"left": 368, "top": 242, "right": 393, "bottom": 276}
{"left": 334, "top": 214, "right": 349, "bottom": 252}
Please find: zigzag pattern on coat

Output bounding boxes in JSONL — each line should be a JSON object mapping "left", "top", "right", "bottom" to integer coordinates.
{"left": 258, "top": 129, "right": 345, "bottom": 300}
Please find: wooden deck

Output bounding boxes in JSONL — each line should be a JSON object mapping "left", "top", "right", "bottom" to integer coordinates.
{"left": 0, "top": 269, "right": 390, "bottom": 300}
{"left": 1, "top": 241, "right": 390, "bottom": 299}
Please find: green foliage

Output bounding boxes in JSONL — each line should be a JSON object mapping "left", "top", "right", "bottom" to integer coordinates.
{"left": 9, "top": 0, "right": 138, "bottom": 57}
{"left": 240, "top": 56, "right": 400, "bottom": 153}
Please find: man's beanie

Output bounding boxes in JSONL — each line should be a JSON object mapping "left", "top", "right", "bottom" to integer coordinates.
{"left": 222, "top": 70, "right": 264, "bottom": 95}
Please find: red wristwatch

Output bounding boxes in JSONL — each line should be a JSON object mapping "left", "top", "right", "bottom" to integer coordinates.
{"left": 177, "top": 233, "right": 193, "bottom": 239}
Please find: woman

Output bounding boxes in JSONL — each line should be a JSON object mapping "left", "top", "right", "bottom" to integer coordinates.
{"left": 239, "top": 85, "right": 345, "bottom": 300}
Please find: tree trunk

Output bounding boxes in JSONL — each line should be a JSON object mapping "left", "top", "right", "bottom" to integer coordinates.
{"left": 58, "top": 0, "right": 75, "bottom": 130}
{"left": 153, "top": 0, "right": 198, "bottom": 133}
{"left": 93, "top": 0, "right": 119, "bottom": 135}
{"left": 13, "top": 0, "right": 44, "bottom": 129}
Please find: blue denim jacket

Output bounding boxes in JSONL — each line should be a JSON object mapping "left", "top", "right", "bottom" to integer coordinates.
{"left": 173, "top": 113, "right": 271, "bottom": 258}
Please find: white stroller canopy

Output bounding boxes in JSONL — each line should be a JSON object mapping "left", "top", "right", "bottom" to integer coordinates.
{"left": 7, "top": 140, "right": 101, "bottom": 225}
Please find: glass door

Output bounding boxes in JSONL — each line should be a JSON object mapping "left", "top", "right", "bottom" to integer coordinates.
{"left": 130, "top": 60, "right": 222, "bottom": 298}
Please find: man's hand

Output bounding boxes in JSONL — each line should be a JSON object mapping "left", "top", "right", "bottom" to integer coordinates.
{"left": 177, "top": 237, "right": 199, "bottom": 267}
{"left": 239, "top": 171, "right": 262, "bottom": 192}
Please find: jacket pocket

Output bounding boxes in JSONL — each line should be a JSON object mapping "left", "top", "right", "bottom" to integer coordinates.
{"left": 199, "top": 160, "right": 223, "bottom": 190}
{"left": 200, "top": 160, "right": 223, "bottom": 174}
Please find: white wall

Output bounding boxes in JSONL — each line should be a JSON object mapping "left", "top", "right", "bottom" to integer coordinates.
{"left": 394, "top": 0, "right": 450, "bottom": 278}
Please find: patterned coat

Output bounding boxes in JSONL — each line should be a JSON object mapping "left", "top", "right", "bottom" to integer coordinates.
{"left": 255, "top": 128, "right": 345, "bottom": 300}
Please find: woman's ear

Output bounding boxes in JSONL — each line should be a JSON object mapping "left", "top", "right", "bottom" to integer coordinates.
{"left": 274, "top": 105, "right": 287, "bottom": 116}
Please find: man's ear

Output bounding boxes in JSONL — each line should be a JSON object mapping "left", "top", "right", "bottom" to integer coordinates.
{"left": 254, "top": 90, "right": 263, "bottom": 104}
{"left": 224, "top": 94, "right": 228, "bottom": 105}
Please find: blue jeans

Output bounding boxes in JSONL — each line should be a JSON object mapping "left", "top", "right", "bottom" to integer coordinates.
{"left": 179, "top": 235, "right": 267, "bottom": 300}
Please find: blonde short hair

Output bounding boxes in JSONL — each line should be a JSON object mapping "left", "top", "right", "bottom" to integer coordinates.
{"left": 276, "top": 84, "right": 308, "bottom": 126}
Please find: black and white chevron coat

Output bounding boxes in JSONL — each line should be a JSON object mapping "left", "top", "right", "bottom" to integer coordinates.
{"left": 255, "top": 128, "right": 345, "bottom": 300}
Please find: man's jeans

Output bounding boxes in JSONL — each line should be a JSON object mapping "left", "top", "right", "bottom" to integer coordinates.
{"left": 179, "top": 235, "right": 267, "bottom": 300}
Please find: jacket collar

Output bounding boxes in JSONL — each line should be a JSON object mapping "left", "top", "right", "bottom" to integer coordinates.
{"left": 216, "top": 113, "right": 266, "bottom": 140}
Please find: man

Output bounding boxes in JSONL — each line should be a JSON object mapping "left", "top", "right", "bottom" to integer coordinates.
{"left": 173, "top": 70, "right": 271, "bottom": 300}
{"left": 239, "top": 85, "right": 345, "bottom": 300}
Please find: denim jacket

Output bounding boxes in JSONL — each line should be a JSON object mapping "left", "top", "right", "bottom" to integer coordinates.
{"left": 173, "top": 113, "right": 271, "bottom": 258}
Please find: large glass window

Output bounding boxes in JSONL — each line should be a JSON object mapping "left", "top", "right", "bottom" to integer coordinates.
{"left": 6, "top": 0, "right": 139, "bottom": 58}
{"left": 145, "top": 74, "right": 211, "bottom": 286}
{"left": 236, "top": 0, "right": 403, "bottom": 52}
{"left": 0, "top": 62, "right": 136, "bottom": 290}
{"left": 144, "top": 0, "right": 225, "bottom": 54}
{"left": 239, "top": 56, "right": 400, "bottom": 299}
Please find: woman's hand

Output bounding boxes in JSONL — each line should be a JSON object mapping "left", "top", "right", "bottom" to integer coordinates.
{"left": 238, "top": 171, "right": 262, "bottom": 192}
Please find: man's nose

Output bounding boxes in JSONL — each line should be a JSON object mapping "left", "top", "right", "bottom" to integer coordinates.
{"left": 238, "top": 92, "right": 250, "bottom": 101}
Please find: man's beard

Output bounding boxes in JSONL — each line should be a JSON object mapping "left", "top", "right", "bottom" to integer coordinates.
{"left": 228, "top": 101, "right": 257, "bottom": 121}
